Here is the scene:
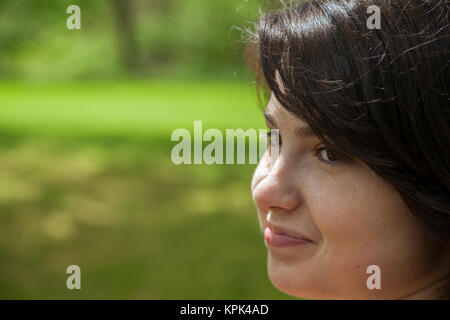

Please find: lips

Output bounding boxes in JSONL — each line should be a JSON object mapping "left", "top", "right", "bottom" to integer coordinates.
{"left": 264, "top": 224, "right": 312, "bottom": 248}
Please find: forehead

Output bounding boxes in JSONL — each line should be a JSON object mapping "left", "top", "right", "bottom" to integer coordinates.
{"left": 265, "top": 93, "right": 307, "bottom": 127}
{"left": 264, "top": 93, "right": 319, "bottom": 140}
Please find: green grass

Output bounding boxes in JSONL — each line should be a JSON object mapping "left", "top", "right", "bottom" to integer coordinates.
{"left": 0, "top": 80, "right": 294, "bottom": 299}
{"left": 0, "top": 80, "right": 265, "bottom": 139}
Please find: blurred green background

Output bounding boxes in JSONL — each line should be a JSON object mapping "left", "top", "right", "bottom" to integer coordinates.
{"left": 0, "top": 0, "right": 294, "bottom": 299}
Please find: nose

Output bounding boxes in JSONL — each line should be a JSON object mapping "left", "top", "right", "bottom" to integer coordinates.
{"left": 252, "top": 157, "right": 302, "bottom": 213}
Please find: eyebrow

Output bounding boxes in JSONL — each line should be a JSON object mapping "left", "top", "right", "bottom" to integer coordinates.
{"left": 264, "top": 110, "right": 315, "bottom": 138}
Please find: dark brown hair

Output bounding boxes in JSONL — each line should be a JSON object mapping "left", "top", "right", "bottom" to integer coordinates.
{"left": 247, "top": 0, "right": 449, "bottom": 242}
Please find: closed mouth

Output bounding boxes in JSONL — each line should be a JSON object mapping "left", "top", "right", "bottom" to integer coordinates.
{"left": 264, "top": 223, "right": 313, "bottom": 248}
{"left": 268, "top": 224, "right": 313, "bottom": 243}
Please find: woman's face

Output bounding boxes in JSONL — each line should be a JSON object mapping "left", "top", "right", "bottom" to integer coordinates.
{"left": 251, "top": 94, "right": 448, "bottom": 299}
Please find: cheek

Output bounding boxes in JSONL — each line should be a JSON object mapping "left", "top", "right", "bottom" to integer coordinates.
{"left": 302, "top": 167, "right": 371, "bottom": 238}
{"left": 309, "top": 171, "right": 409, "bottom": 250}
{"left": 305, "top": 167, "right": 435, "bottom": 296}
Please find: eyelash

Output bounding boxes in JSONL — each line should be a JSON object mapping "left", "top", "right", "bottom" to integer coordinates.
{"left": 315, "top": 146, "right": 345, "bottom": 166}
{"left": 266, "top": 130, "right": 345, "bottom": 166}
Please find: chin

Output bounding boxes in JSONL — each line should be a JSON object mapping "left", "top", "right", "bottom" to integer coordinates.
{"left": 267, "top": 254, "right": 329, "bottom": 299}
{"left": 268, "top": 265, "right": 387, "bottom": 300}
{"left": 268, "top": 272, "right": 329, "bottom": 299}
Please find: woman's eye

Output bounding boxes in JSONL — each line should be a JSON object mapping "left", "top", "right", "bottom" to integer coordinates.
{"left": 316, "top": 147, "right": 343, "bottom": 164}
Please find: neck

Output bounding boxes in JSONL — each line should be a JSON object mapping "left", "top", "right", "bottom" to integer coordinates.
{"left": 400, "top": 275, "right": 450, "bottom": 300}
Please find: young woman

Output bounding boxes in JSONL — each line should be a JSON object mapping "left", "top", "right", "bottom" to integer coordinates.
{"left": 248, "top": 0, "right": 450, "bottom": 299}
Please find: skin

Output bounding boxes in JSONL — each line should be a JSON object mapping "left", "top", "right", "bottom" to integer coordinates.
{"left": 251, "top": 93, "right": 450, "bottom": 299}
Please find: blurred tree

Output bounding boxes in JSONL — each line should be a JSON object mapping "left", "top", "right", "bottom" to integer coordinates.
{"left": 0, "top": 0, "right": 270, "bottom": 80}
{"left": 151, "top": 0, "right": 172, "bottom": 14}
{"left": 111, "top": 0, "right": 139, "bottom": 72}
